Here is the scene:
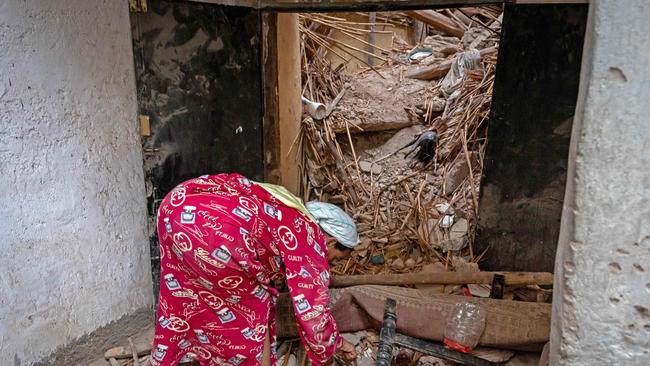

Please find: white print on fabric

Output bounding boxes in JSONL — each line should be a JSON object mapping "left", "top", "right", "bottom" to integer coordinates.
{"left": 194, "top": 329, "right": 210, "bottom": 344}
{"left": 171, "top": 289, "right": 197, "bottom": 300}
{"left": 227, "top": 295, "right": 241, "bottom": 304}
{"left": 164, "top": 217, "right": 172, "bottom": 233}
{"left": 300, "top": 305, "right": 325, "bottom": 321}
{"left": 179, "top": 352, "right": 195, "bottom": 363}
{"left": 198, "top": 291, "right": 224, "bottom": 310}
{"left": 197, "top": 277, "right": 214, "bottom": 290}
{"left": 263, "top": 202, "right": 282, "bottom": 220}
{"left": 313, "top": 242, "right": 325, "bottom": 257}
{"left": 181, "top": 205, "right": 197, "bottom": 224}
{"left": 172, "top": 232, "right": 193, "bottom": 252}
{"left": 218, "top": 275, "right": 243, "bottom": 289}
{"left": 211, "top": 245, "right": 232, "bottom": 263}
{"left": 299, "top": 266, "right": 311, "bottom": 278}
{"left": 192, "top": 346, "right": 212, "bottom": 360}
{"left": 195, "top": 247, "right": 226, "bottom": 269}
{"left": 278, "top": 225, "right": 298, "bottom": 251}
{"left": 232, "top": 206, "right": 253, "bottom": 222}
{"left": 159, "top": 315, "right": 190, "bottom": 333}
{"left": 164, "top": 273, "right": 181, "bottom": 290}
{"left": 229, "top": 354, "right": 247, "bottom": 365}
{"left": 153, "top": 344, "right": 168, "bottom": 361}
{"left": 178, "top": 338, "right": 191, "bottom": 349}
{"left": 238, "top": 196, "right": 259, "bottom": 214}
{"left": 293, "top": 294, "right": 311, "bottom": 314}
{"left": 251, "top": 285, "right": 269, "bottom": 301}
{"left": 169, "top": 187, "right": 186, "bottom": 207}
{"left": 216, "top": 307, "right": 236, "bottom": 323}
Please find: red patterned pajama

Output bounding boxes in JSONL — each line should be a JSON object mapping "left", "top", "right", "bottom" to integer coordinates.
{"left": 149, "top": 174, "right": 341, "bottom": 366}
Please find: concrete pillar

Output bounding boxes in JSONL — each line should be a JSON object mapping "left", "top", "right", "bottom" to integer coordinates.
{"left": 551, "top": 0, "right": 650, "bottom": 364}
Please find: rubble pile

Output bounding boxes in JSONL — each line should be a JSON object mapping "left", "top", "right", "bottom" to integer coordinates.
{"left": 298, "top": 7, "right": 501, "bottom": 275}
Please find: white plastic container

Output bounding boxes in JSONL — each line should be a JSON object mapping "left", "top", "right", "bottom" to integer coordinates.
{"left": 443, "top": 301, "right": 486, "bottom": 353}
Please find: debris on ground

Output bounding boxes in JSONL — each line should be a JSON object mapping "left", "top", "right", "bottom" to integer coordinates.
{"left": 298, "top": 7, "right": 502, "bottom": 276}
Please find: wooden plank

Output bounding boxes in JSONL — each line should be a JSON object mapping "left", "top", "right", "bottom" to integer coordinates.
{"left": 405, "top": 10, "right": 465, "bottom": 38}
{"left": 276, "top": 12, "right": 302, "bottom": 194}
{"left": 330, "top": 271, "right": 554, "bottom": 287}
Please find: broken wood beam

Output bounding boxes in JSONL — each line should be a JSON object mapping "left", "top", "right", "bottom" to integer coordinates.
{"left": 330, "top": 271, "right": 553, "bottom": 288}
{"left": 405, "top": 46, "right": 498, "bottom": 80}
{"left": 405, "top": 10, "right": 465, "bottom": 38}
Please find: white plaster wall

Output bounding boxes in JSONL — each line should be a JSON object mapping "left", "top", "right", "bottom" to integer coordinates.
{"left": 0, "top": 1, "right": 153, "bottom": 365}
{"left": 552, "top": 0, "right": 650, "bottom": 364}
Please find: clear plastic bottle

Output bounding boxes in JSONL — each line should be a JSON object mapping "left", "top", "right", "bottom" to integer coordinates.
{"left": 443, "top": 301, "right": 486, "bottom": 353}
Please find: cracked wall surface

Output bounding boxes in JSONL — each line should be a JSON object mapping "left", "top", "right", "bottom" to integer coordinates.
{"left": 0, "top": 1, "right": 152, "bottom": 364}
{"left": 552, "top": 0, "right": 650, "bottom": 364}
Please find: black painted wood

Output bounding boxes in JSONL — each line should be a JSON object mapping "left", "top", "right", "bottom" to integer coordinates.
{"left": 475, "top": 3, "right": 588, "bottom": 272}
{"left": 130, "top": 0, "right": 263, "bottom": 296}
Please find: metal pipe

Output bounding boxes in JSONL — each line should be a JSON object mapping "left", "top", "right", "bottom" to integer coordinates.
{"left": 301, "top": 96, "right": 327, "bottom": 120}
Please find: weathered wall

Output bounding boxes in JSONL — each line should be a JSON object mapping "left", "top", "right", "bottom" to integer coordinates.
{"left": 0, "top": 1, "right": 152, "bottom": 365}
{"left": 552, "top": 0, "right": 650, "bottom": 364}
{"left": 476, "top": 4, "right": 588, "bottom": 272}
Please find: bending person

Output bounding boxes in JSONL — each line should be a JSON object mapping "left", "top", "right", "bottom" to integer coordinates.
{"left": 149, "top": 173, "right": 358, "bottom": 366}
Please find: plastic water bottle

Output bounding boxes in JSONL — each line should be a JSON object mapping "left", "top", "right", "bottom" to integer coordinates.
{"left": 443, "top": 301, "right": 486, "bottom": 353}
